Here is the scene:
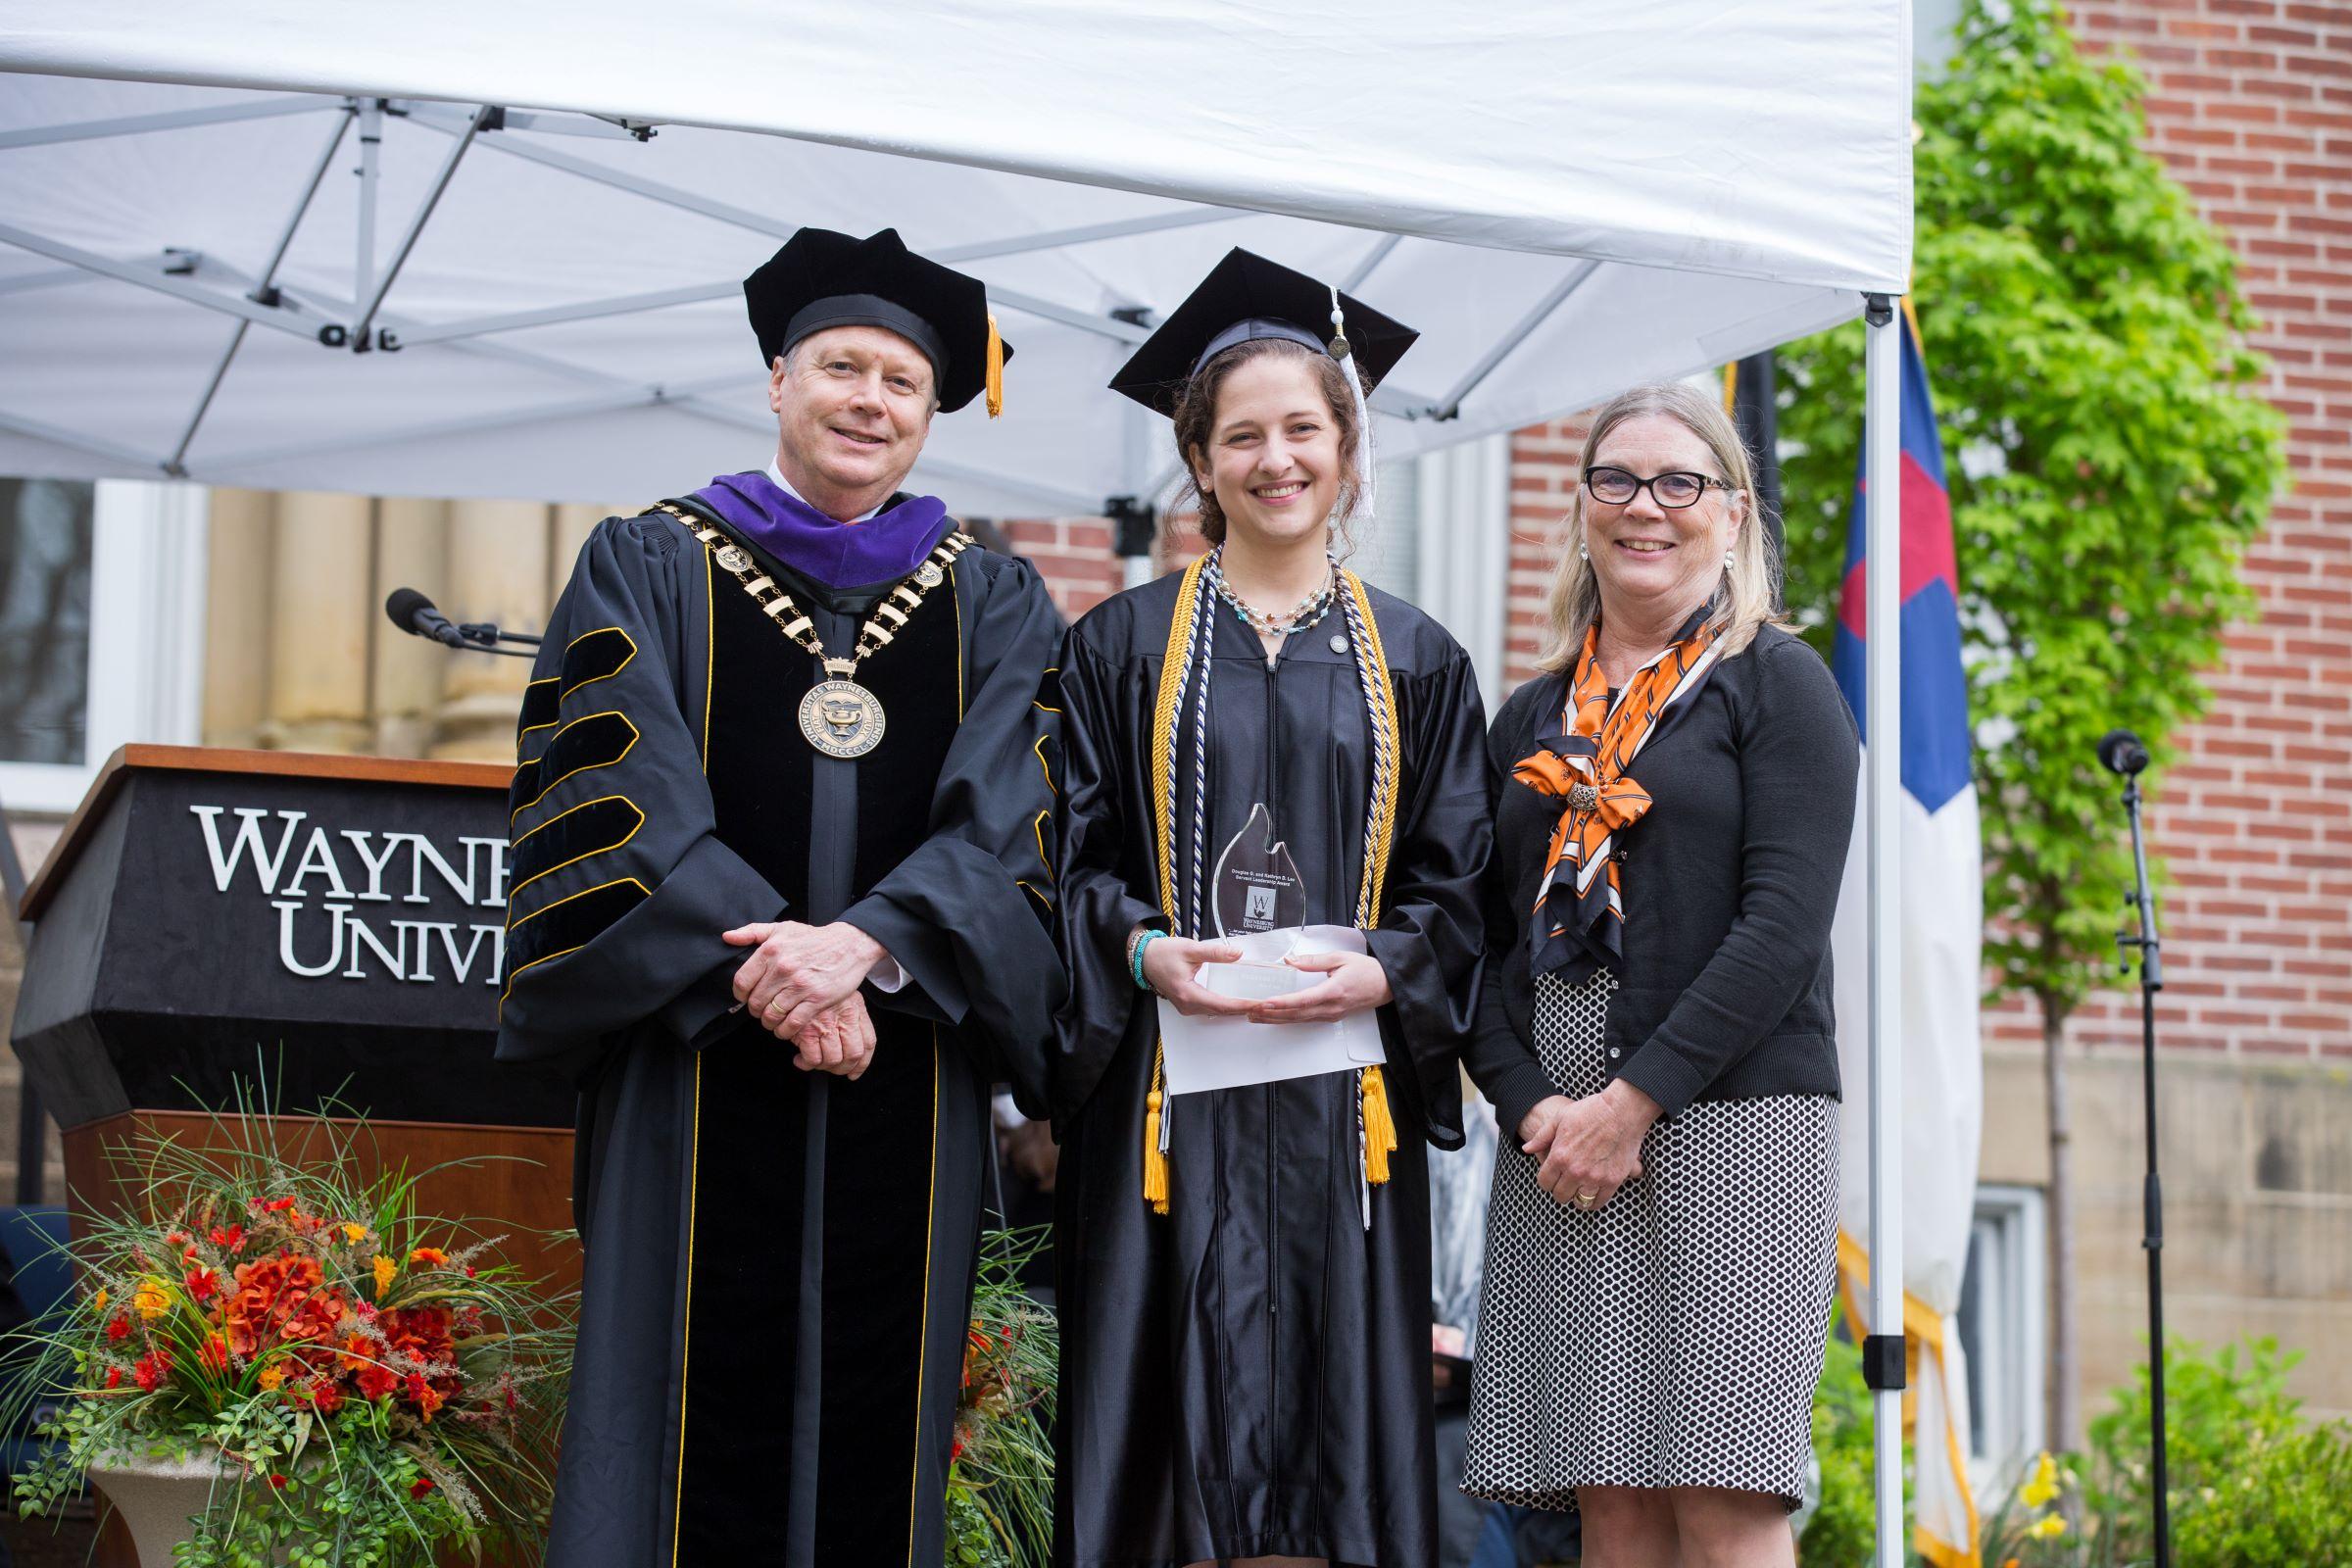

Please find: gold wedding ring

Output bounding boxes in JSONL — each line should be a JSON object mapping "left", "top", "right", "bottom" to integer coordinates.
{"left": 1576, "top": 1189, "right": 1598, "bottom": 1208}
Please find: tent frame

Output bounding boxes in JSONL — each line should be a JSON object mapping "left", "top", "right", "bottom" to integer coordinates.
{"left": 6, "top": 90, "right": 1550, "bottom": 503}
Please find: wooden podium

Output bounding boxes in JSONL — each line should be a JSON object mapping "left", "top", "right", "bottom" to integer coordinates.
{"left": 11, "top": 746, "right": 579, "bottom": 1294}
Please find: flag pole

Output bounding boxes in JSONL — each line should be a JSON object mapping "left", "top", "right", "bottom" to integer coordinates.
{"left": 1862, "top": 292, "right": 1908, "bottom": 1568}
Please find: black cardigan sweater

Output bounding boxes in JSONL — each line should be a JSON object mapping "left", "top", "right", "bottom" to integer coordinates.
{"left": 1462, "top": 623, "right": 1860, "bottom": 1140}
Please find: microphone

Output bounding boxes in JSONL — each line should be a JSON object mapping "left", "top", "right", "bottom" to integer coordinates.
{"left": 385, "top": 587, "right": 467, "bottom": 649}
{"left": 2097, "top": 728, "right": 2150, "bottom": 777}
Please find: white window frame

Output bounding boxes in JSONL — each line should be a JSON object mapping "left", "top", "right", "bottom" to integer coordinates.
{"left": 0, "top": 478, "right": 209, "bottom": 813}
{"left": 1411, "top": 433, "right": 1510, "bottom": 713}
{"left": 1960, "top": 1182, "right": 2047, "bottom": 1490}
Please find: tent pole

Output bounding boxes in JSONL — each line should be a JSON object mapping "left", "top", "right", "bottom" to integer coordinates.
{"left": 351, "top": 107, "right": 489, "bottom": 350}
{"left": 1861, "top": 293, "right": 1908, "bottom": 1568}
{"left": 166, "top": 108, "right": 353, "bottom": 476}
{"left": 354, "top": 99, "right": 381, "bottom": 322}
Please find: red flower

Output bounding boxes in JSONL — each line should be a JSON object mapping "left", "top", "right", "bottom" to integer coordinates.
{"left": 268, "top": 1474, "right": 289, "bottom": 1492}
{"left": 164, "top": 1230, "right": 190, "bottom": 1248}
{"left": 103, "top": 1365, "right": 122, "bottom": 1390}
{"left": 185, "top": 1266, "right": 220, "bottom": 1302}
{"left": 198, "top": 1334, "right": 229, "bottom": 1374}
{"left": 303, "top": 1379, "right": 344, "bottom": 1414}
{"left": 208, "top": 1225, "right": 246, "bottom": 1252}
{"left": 410, "top": 1475, "right": 436, "bottom": 1500}
{"left": 260, "top": 1197, "right": 298, "bottom": 1213}
{"left": 131, "top": 1349, "right": 170, "bottom": 1393}
{"left": 105, "top": 1311, "right": 130, "bottom": 1344}
{"left": 951, "top": 1435, "right": 965, "bottom": 1461}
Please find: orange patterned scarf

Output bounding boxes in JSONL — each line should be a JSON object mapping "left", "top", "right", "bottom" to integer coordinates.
{"left": 1513, "top": 608, "right": 1723, "bottom": 977}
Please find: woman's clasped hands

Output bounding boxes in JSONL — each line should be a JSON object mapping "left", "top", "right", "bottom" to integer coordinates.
{"left": 1518, "top": 1081, "right": 1662, "bottom": 1212}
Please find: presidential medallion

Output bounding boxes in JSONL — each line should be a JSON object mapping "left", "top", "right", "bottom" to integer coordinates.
{"left": 799, "top": 668, "right": 887, "bottom": 758}
{"left": 713, "top": 544, "right": 754, "bottom": 574}
{"left": 915, "top": 560, "right": 945, "bottom": 589}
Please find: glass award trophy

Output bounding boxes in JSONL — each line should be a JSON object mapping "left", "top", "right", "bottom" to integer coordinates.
{"left": 1212, "top": 802, "right": 1306, "bottom": 939}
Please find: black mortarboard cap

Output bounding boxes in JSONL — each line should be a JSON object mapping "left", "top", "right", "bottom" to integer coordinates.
{"left": 744, "top": 227, "right": 1010, "bottom": 415}
{"left": 1107, "top": 247, "right": 1418, "bottom": 417}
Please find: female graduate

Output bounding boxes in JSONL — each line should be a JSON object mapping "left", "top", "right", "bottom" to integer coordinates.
{"left": 1050, "top": 249, "right": 1492, "bottom": 1568}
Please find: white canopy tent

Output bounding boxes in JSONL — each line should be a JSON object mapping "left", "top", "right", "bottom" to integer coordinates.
{"left": 0, "top": 4, "right": 1918, "bottom": 1561}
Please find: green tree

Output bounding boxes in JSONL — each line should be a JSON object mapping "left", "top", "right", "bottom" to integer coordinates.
{"left": 1773, "top": 0, "right": 2284, "bottom": 1447}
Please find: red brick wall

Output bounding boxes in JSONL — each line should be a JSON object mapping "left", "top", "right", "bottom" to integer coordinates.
{"left": 1000, "top": 517, "right": 1121, "bottom": 622}
{"left": 1991, "top": 1, "right": 2352, "bottom": 1058}
{"left": 1503, "top": 417, "right": 1594, "bottom": 684}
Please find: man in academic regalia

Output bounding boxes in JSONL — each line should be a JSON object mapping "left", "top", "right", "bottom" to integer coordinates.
{"left": 495, "top": 227, "right": 1064, "bottom": 1568}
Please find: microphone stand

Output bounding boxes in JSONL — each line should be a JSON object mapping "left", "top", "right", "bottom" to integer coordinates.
{"left": 2114, "top": 767, "right": 2172, "bottom": 1568}
{"left": 451, "top": 622, "right": 542, "bottom": 660}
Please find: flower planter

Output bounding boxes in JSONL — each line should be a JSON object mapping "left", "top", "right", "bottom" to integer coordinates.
{"left": 89, "top": 1450, "right": 232, "bottom": 1568}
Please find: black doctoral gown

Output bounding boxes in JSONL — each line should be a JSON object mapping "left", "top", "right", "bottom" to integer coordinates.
{"left": 1051, "top": 572, "right": 1491, "bottom": 1568}
{"left": 494, "top": 504, "right": 1064, "bottom": 1568}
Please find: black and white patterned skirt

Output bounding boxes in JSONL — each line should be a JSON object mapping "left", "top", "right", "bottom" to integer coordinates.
{"left": 1459, "top": 969, "right": 1839, "bottom": 1511}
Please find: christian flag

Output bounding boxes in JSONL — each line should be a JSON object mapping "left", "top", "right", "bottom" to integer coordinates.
{"left": 1827, "top": 307, "right": 1985, "bottom": 1568}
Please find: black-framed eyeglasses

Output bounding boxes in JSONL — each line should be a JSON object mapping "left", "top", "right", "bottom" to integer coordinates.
{"left": 1583, "top": 466, "right": 1731, "bottom": 510}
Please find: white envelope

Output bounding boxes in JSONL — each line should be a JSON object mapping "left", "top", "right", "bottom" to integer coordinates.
{"left": 1155, "top": 924, "right": 1388, "bottom": 1096}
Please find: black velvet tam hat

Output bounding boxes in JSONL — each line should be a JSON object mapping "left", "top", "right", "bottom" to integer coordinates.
{"left": 1107, "top": 247, "right": 1418, "bottom": 417}
{"left": 744, "top": 226, "right": 1010, "bottom": 416}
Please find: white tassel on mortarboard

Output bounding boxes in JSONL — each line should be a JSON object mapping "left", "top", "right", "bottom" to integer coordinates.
{"left": 1329, "top": 285, "right": 1377, "bottom": 526}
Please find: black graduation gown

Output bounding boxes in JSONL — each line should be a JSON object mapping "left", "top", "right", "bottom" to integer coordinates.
{"left": 1050, "top": 572, "right": 1491, "bottom": 1568}
{"left": 494, "top": 505, "right": 1064, "bottom": 1568}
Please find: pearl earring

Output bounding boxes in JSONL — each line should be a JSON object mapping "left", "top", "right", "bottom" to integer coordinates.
{"left": 1724, "top": 549, "right": 1736, "bottom": 571}
{"left": 1578, "top": 541, "right": 1590, "bottom": 562}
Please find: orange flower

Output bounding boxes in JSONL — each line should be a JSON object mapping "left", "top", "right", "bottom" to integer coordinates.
{"left": 341, "top": 1224, "right": 368, "bottom": 1246}
{"left": 408, "top": 1247, "right": 448, "bottom": 1268}
{"left": 224, "top": 1253, "right": 345, "bottom": 1357}
{"left": 257, "top": 1365, "right": 286, "bottom": 1392}
{"left": 373, "top": 1255, "right": 396, "bottom": 1298}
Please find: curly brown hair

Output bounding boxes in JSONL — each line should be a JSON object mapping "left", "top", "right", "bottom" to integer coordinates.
{"left": 1168, "top": 337, "right": 1364, "bottom": 549}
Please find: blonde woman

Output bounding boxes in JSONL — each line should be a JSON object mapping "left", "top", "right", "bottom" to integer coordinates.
{"left": 1459, "top": 382, "right": 1857, "bottom": 1568}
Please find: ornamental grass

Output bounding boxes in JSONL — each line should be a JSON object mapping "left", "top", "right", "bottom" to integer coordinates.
{"left": 945, "top": 1226, "right": 1057, "bottom": 1568}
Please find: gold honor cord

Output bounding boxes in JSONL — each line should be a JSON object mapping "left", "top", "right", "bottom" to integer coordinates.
{"left": 1142, "top": 560, "right": 1403, "bottom": 1210}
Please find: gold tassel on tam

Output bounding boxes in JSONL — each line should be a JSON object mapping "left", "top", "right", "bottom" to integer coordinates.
{"left": 1360, "top": 1065, "right": 1397, "bottom": 1185}
{"left": 985, "top": 313, "right": 1004, "bottom": 418}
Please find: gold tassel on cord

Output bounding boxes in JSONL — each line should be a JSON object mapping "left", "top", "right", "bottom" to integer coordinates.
{"left": 1143, "top": 1047, "right": 1170, "bottom": 1213}
{"left": 1360, "top": 1065, "right": 1397, "bottom": 1186}
{"left": 985, "top": 313, "right": 1004, "bottom": 419}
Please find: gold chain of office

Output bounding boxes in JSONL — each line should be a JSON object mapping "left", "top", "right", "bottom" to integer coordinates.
{"left": 652, "top": 502, "right": 972, "bottom": 759}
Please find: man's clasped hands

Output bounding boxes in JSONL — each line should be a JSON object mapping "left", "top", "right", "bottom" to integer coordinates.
{"left": 722, "top": 919, "right": 888, "bottom": 1080}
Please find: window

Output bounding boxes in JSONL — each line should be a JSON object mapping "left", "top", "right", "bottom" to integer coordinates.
{"left": 0, "top": 479, "right": 94, "bottom": 767}
{"left": 1343, "top": 436, "right": 1511, "bottom": 713}
{"left": 0, "top": 478, "right": 208, "bottom": 813}
{"left": 1956, "top": 1184, "right": 2047, "bottom": 1483}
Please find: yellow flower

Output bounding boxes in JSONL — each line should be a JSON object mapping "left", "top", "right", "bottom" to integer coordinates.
{"left": 342, "top": 1224, "right": 368, "bottom": 1246}
{"left": 257, "top": 1365, "right": 285, "bottom": 1391}
{"left": 90, "top": 1288, "right": 109, "bottom": 1314}
{"left": 2027, "top": 1514, "right": 2068, "bottom": 1542}
{"left": 133, "top": 1281, "right": 171, "bottom": 1320}
{"left": 2020, "top": 1450, "right": 2060, "bottom": 1508}
{"left": 373, "top": 1255, "right": 396, "bottom": 1298}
